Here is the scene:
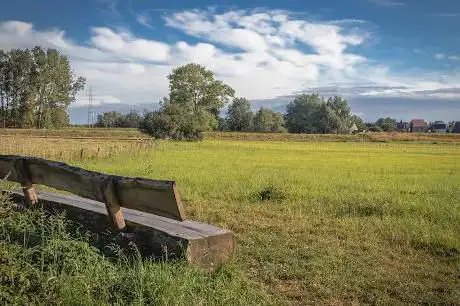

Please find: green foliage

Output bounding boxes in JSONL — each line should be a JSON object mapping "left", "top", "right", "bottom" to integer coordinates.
{"left": 140, "top": 64, "right": 234, "bottom": 140}
{"left": 217, "top": 116, "right": 229, "bottom": 131}
{"left": 253, "top": 185, "right": 287, "bottom": 202}
{"left": 253, "top": 107, "right": 285, "bottom": 132}
{"left": 227, "top": 97, "right": 253, "bottom": 131}
{"left": 376, "top": 117, "right": 398, "bottom": 132}
{"left": 0, "top": 46, "right": 85, "bottom": 129}
{"left": 351, "top": 114, "right": 366, "bottom": 131}
{"left": 168, "top": 63, "right": 234, "bottom": 117}
{"left": 96, "top": 111, "right": 122, "bottom": 128}
{"left": 96, "top": 111, "right": 141, "bottom": 128}
{"left": 325, "top": 96, "right": 353, "bottom": 133}
{"left": 50, "top": 107, "right": 70, "bottom": 129}
{"left": 368, "top": 125, "right": 384, "bottom": 132}
{"left": 284, "top": 94, "right": 323, "bottom": 133}
{"left": 140, "top": 100, "right": 217, "bottom": 140}
{"left": 285, "top": 94, "right": 356, "bottom": 134}
{"left": 121, "top": 112, "right": 142, "bottom": 128}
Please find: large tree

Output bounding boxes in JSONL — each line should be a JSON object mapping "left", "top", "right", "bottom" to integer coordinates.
{"left": 141, "top": 63, "right": 234, "bottom": 140}
{"left": 284, "top": 94, "right": 324, "bottom": 133}
{"left": 375, "top": 117, "right": 397, "bottom": 132}
{"left": 253, "top": 107, "right": 285, "bottom": 133}
{"left": 227, "top": 97, "right": 253, "bottom": 131}
{"left": 284, "top": 94, "right": 356, "bottom": 134}
{"left": 325, "top": 96, "right": 353, "bottom": 133}
{"left": 168, "top": 63, "right": 234, "bottom": 117}
{"left": 0, "top": 46, "right": 85, "bottom": 128}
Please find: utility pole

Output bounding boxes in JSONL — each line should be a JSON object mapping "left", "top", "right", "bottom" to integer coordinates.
{"left": 87, "top": 85, "right": 94, "bottom": 128}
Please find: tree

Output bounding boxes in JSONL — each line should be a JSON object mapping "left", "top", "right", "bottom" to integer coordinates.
{"left": 284, "top": 94, "right": 322, "bottom": 133}
{"left": 50, "top": 107, "right": 70, "bottom": 128}
{"left": 118, "top": 111, "right": 142, "bottom": 128}
{"left": 168, "top": 63, "right": 234, "bottom": 117}
{"left": 253, "top": 107, "right": 285, "bottom": 132}
{"left": 227, "top": 97, "right": 253, "bottom": 131}
{"left": 375, "top": 117, "right": 397, "bottom": 132}
{"left": 351, "top": 115, "right": 366, "bottom": 131}
{"left": 284, "top": 94, "right": 355, "bottom": 134}
{"left": 326, "top": 96, "right": 352, "bottom": 133}
{"left": 140, "top": 64, "right": 234, "bottom": 140}
{"left": 217, "top": 116, "right": 228, "bottom": 131}
{"left": 140, "top": 99, "right": 217, "bottom": 140}
{"left": 96, "top": 111, "right": 122, "bottom": 128}
{"left": 0, "top": 46, "right": 85, "bottom": 129}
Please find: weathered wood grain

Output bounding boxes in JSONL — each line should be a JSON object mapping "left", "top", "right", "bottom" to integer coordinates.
{"left": 4, "top": 190, "right": 235, "bottom": 270}
{"left": 0, "top": 155, "right": 186, "bottom": 221}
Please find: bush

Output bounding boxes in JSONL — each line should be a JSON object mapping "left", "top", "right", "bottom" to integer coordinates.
{"left": 368, "top": 125, "right": 383, "bottom": 132}
{"left": 140, "top": 103, "right": 217, "bottom": 140}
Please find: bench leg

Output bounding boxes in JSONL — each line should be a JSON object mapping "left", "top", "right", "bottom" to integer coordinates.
{"left": 21, "top": 183, "right": 38, "bottom": 207}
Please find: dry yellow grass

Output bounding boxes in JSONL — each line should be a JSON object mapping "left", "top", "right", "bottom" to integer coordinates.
{"left": 0, "top": 135, "right": 156, "bottom": 162}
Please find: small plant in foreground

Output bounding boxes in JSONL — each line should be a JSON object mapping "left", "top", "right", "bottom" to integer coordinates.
{"left": 253, "top": 185, "right": 287, "bottom": 202}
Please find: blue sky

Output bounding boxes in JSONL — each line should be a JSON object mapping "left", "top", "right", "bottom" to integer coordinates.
{"left": 0, "top": 0, "right": 459, "bottom": 123}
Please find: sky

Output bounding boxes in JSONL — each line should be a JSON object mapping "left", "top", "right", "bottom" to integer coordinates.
{"left": 0, "top": 0, "right": 459, "bottom": 123}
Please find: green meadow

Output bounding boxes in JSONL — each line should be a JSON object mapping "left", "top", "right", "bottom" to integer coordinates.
{"left": 1, "top": 138, "right": 459, "bottom": 304}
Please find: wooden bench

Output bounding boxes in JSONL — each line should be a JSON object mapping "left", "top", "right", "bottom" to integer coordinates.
{"left": 0, "top": 155, "right": 234, "bottom": 270}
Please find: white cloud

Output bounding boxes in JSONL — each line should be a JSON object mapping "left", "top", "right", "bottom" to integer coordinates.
{"left": 90, "top": 27, "right": 170, "bottom": 62}
{"left": 433, "top": 53, "right": 459, "bottom": 61}
{"left": 136, "top": 13, "right": 154, "bottom": 29}
{"left": 368, "top": 0, "right": 404, "bottom": 8}
{"left": 429, "top": 13, "right": 460, "bottom": 17}
{"left": 434, "top": 53, "right": 445, "bottom": 59}
{"left": 0, "top": 8, "right": 459, "bottom": 108}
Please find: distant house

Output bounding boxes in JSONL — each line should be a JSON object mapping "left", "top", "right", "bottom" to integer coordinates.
{"left": 397, "top": 121, "right": 410, "bottom": 132}
{"left": 431, "top": 121, "right": 448, "bottom": 133}
{"left": 410, "top": 119, "right": 428, "bottom": 133}
{"left": 454, "top": 122, "right": 460, "bottom": 133}
{"left": 349, "top": 123, "right": 359, "bottom": 134}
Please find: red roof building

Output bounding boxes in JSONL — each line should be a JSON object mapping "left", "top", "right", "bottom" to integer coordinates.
{"left": 410, "top": 119, "right": 427, "bottom": 133}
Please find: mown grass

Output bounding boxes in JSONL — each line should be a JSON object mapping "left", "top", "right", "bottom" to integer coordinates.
{"left": 1, "top": 134, "right": 460, "bottom": 304}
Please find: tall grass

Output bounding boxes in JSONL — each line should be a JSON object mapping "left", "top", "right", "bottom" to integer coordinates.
{"left": 0, "top": 193, "right": 270, "bottom": 305}
{"left": 0, "top": 135, "right": 156, "bottom": 162}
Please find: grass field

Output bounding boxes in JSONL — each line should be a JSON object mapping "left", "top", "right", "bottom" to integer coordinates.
{"left": 1, "top": 131, "right": 459, "bottom": 304}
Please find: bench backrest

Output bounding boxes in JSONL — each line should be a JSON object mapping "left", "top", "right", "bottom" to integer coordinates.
{"left": 0, "top": 155, "right": 186, "bottom": 230}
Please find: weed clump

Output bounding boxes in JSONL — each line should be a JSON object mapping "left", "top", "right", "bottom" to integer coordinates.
{"left": 253, "top": 185, "right": 287, "bottom": 202}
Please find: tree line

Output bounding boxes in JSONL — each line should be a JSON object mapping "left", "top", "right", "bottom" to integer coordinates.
{"left": 136, "top": 63, "right": 366, "bottom": 140}
{"left": 95, "top": 111, "right": 142, "bottom": 128}
{"left": 0, "top": 47, "right": 85, "bottom": 129}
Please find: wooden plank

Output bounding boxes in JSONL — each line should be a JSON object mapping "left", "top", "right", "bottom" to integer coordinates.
{"left": 3, "top": 190, "right": 234, "bottom": 270}
{"left": 0, "top": 155, "right": 186, "bottom": 221}
{"left": 0, "top": 158, "right": 18, "bottom": 181}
